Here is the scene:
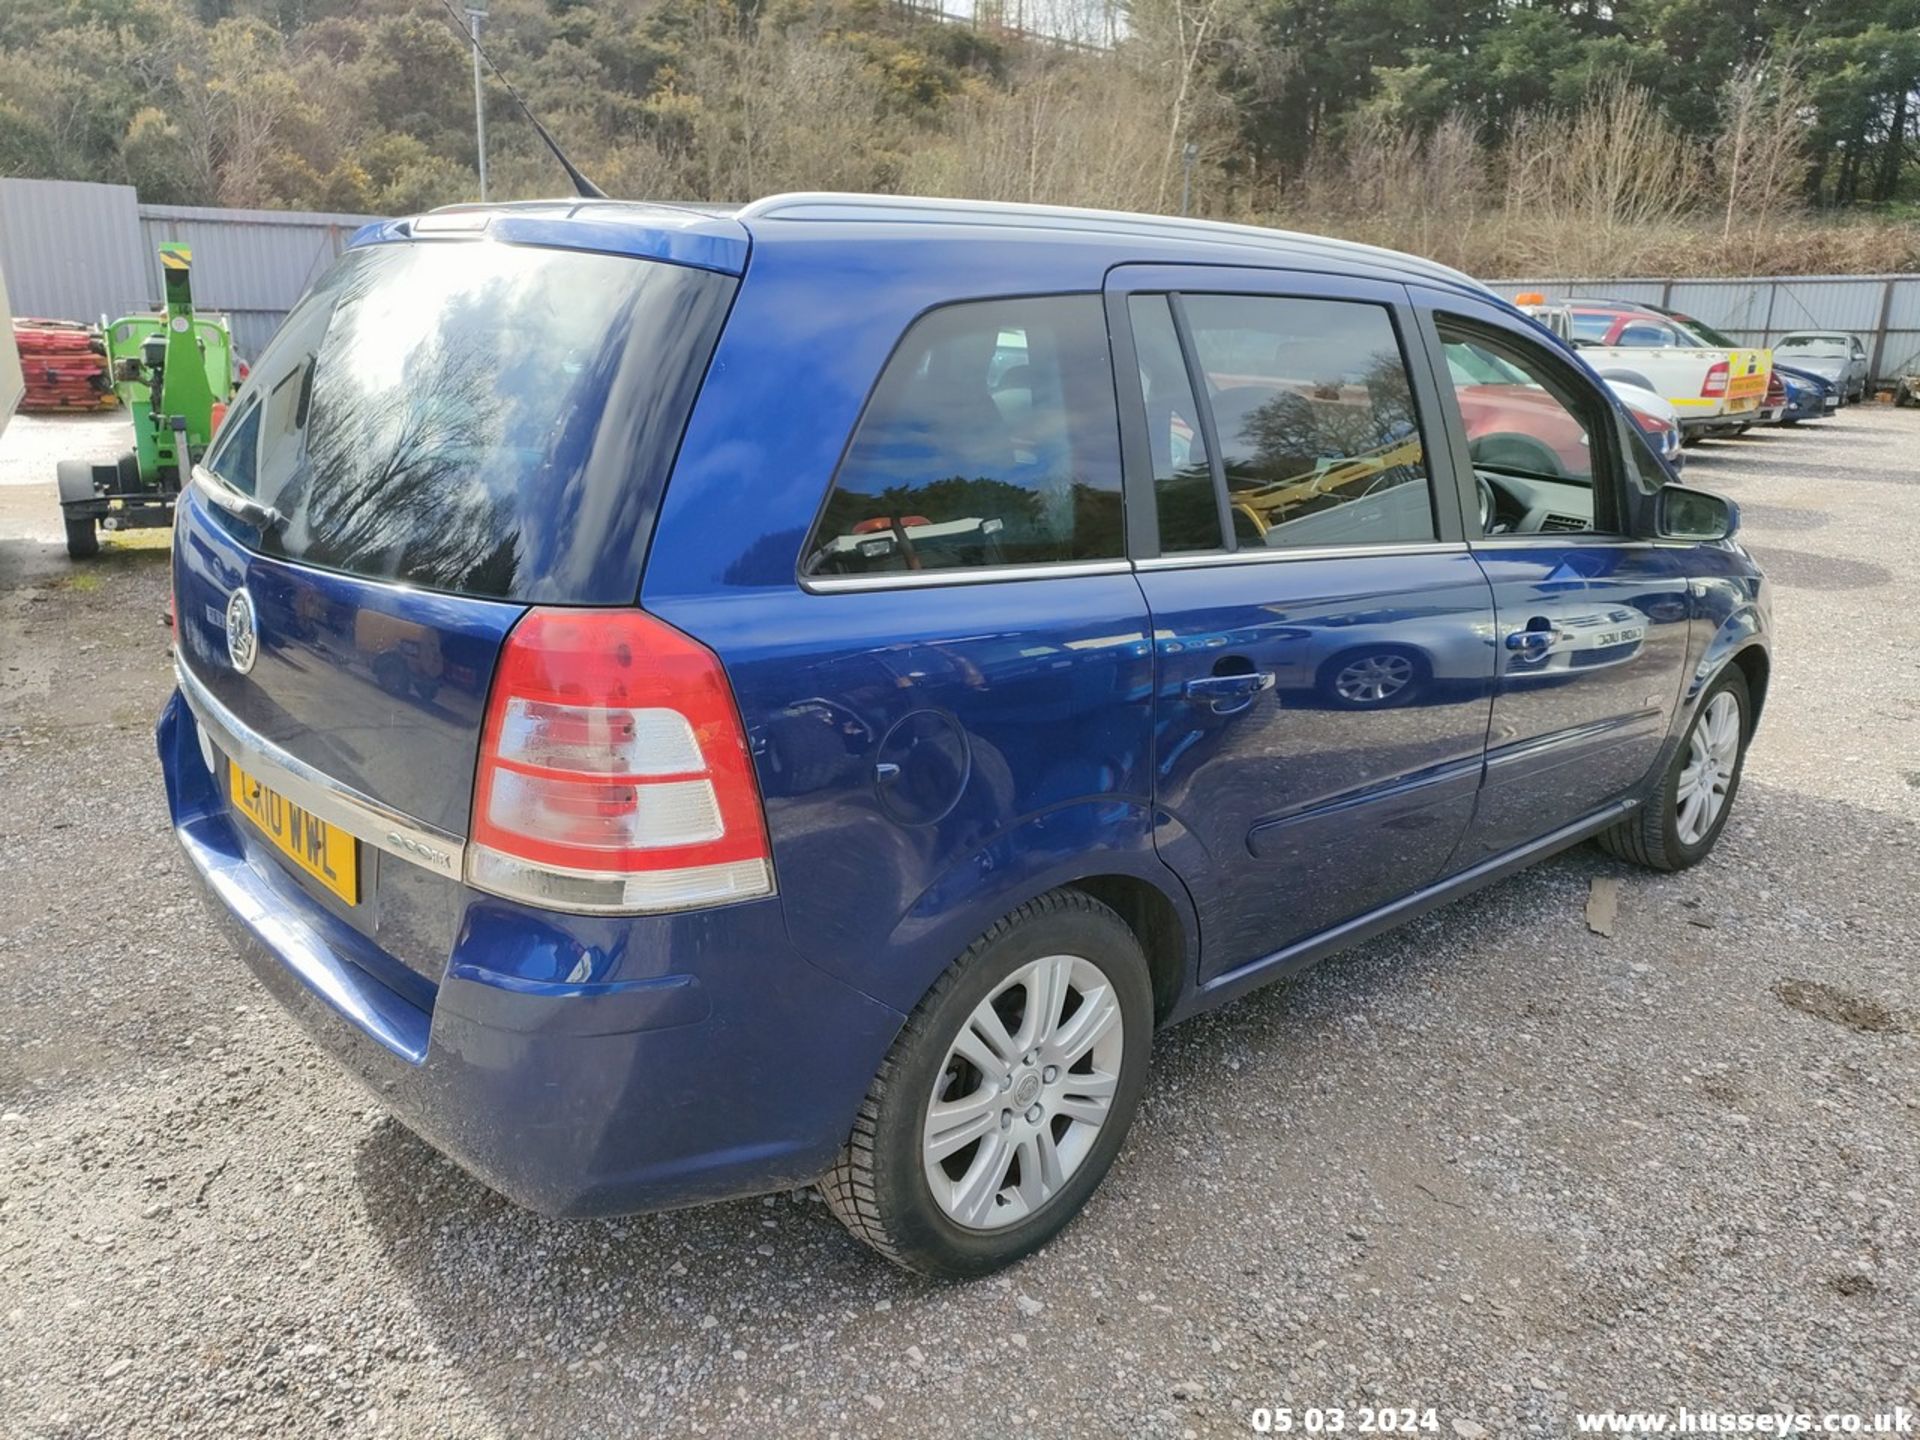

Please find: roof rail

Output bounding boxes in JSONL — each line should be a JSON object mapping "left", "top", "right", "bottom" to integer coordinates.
{"left": 426, "top": 198, "right": 743, "bottom": 220}
{"left": 735, "top": 192, "right": 1486, "bottom": 291}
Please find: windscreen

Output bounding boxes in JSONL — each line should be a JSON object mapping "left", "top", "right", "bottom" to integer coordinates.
{"left": 202, "top": 239, "right": 735, "bottom": 603}
{"left": 1778, "top": 335, "right": 1847, "bottom": 355}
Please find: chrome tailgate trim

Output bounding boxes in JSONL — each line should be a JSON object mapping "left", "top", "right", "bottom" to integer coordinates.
{"left": 176, "top": 658, "right": 467, "bottom": 880}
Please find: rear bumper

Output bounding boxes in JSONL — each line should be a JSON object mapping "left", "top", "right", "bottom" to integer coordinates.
{"left": 158, "top": 690, "right": 906, "bottom": 1216}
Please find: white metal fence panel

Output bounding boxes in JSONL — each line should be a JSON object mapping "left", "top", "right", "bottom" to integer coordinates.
{"left": 1882, "top": 281, "right": 1920, "bottom": 372}
{"left": 0, "top": 178, "right": 149, "bottom": 325}
{"left": 0, "top": 180, "right": 378, "bottom": 363}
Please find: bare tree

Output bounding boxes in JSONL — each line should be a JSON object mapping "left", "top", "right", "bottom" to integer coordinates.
{"left": 1496, "top": 78, "right": 1700, "bottom": 274}
{"left": 1295, "top": 109, "right": 1487, "bottom": 265}
{"left": 1719, "top": 57, "right": 1812, "bottom": 255}
{"left": 1126, "top": 0, "right": 1247, "bottom": 212}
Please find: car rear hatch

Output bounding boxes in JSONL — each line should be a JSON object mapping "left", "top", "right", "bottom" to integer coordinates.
{"left": 171, "top": 208, "right": 744, "bottom": 981}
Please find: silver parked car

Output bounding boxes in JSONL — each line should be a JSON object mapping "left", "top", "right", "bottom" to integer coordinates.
{"left": 1774, "top": 332, "right": 1870, "bottom": 403}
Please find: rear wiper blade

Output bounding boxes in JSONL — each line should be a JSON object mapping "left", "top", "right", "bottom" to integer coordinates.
{"left": 192, "top": 464, "right": 283, "bottom": 531}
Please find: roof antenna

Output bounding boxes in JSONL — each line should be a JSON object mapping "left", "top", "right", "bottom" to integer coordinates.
{"left": 434, "top": 0, "right": 608, "bottom": 200}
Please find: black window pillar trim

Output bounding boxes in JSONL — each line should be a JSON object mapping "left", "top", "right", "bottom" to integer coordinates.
{"left": 1164, "top": 292, "right": 1238, "bottom": 553}
{"left": 1101, "top": 288, "right": 1165, "bottom": 562}
{"left": 1404, "top": 303, "right": 1480, "bottom": 546}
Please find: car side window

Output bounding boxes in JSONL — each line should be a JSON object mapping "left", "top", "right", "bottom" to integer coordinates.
{"left": 1569, "top": 313, "right": 1611, "bottom": 343}
{"left": 1173, "top": 293, "right": 1437, "bottom": 549}
{"left": 1622, "top": 422, "right": 1669, "bottom": 494}
{"left": 205, "top": 397, "right": 262, "bottom": 496}
{"left": 1437, "top": 319, "right": 1620, "bottom": 535}
{"left": 802, "top": 295, "right": 1124, "bottom": 578}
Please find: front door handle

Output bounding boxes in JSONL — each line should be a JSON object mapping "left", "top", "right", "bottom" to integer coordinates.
{"left": 1184, "top": 671, "right": 1276, "bottom": 714}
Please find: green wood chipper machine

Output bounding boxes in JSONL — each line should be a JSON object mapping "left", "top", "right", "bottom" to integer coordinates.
{"left": 57, "top": 243, "right": 241, "bottom": 559}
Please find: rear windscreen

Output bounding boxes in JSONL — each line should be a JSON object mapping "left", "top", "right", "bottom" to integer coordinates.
{"left": 201, "top": 240, "right": 735, "bottom": 603}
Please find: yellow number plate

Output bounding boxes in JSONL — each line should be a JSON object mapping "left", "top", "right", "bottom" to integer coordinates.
{"left": 229, "top": 761, "right": 360, "bottom": 905}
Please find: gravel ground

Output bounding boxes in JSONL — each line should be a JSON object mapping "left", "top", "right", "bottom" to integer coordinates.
{"left": 1, "top": 407, "right": 1917, "bottom": 1439}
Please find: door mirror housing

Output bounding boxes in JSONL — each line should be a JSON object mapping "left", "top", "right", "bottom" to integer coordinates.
{"left": 1658, "top": 485, "right": 1738, "bottom": 542}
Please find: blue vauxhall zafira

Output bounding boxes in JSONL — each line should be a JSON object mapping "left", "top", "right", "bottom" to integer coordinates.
{"left": 158, "top": 194, "right": 1770, "bottom": 1276}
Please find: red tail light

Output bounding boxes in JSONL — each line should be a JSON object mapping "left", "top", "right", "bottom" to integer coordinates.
{"left": 1629, "top": 407, "right": 1669, "bottom": 435}
{"left": 467, "top": 608, "right": 774, "bottom": 914}
{"left": 1700, "top": 362, "right": 1730, "bottom": 398}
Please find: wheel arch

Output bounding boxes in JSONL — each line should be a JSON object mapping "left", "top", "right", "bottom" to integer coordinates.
{"left": 1729, "top": 643, "right": 1769, "bottom": 731}
{"left": 877, "top": 803, "right": 1202, "bottom": 1026}
{"left": 1687, "top": 615, "right": 1766, "bottom": 712}
{"left": 55, "top": 458, "right": 107, "bottom": 513}
{"left": 1062, "top": 873, "right": 1190, "bottom": 1025}
{"left": 1676, "top": 636, "right": 1769, "bottom": 755}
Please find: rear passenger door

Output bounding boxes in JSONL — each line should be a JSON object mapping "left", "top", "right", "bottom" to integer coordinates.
{"left": 1107, "top": 266, "right": 1497, "bottom": 982}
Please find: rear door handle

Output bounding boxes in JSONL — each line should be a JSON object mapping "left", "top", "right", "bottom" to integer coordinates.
{"left": 1184, "top": 671, "right": 1275, "bottom": 714}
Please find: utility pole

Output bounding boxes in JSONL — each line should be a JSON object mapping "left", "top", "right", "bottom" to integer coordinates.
{"left": 466, "top": 0, "right": 489, "bottom": 201}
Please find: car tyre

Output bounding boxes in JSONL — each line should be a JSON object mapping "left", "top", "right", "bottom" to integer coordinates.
{"left": 821, "top": 888, "right": 1153, "bottom": 1278}
{"left": 1597, "top": 665, "right": 1750, "bottom": 872}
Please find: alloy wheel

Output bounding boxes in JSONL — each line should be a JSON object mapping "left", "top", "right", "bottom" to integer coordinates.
{"left": 921, "top": 954, "right": 1124, "bottom": 1231}
{"left": 1675, "top": 690, "right": 1741, "bottom": 845}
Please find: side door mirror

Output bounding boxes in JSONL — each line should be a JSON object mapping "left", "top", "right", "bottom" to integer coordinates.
{"left": 1658, "top": 485, "right": 1739, "bottom": 542}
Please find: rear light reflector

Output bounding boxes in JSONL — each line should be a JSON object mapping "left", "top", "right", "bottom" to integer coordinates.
{"left": 468, "top": 608, "right": 774, "bottom": 915}
{"left": 496, "top": 698, "right": 705, "bottom": 775}
{"left": 1701, "top": 362, "right": 1730, "bottom": 398}
{"left": 486, "top": 771, "right": 724, "bottom": 850}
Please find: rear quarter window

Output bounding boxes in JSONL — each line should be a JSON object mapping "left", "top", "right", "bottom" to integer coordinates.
{"left": 203, "top": 240, "right": 736, "bottom": 604}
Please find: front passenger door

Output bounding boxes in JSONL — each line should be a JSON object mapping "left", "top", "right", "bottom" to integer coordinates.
{"left": 1419, "top": 292, "right": 1693, "bottom": 864}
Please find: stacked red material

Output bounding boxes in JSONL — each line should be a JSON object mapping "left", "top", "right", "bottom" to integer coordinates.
{"left": 12, "top": 319, "right": 117, "bottom": 412}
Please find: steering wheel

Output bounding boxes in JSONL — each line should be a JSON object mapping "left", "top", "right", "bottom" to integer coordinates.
{"left": 1476, "top": 474, "right": 1498, "bottom": 534}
